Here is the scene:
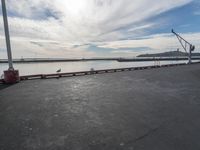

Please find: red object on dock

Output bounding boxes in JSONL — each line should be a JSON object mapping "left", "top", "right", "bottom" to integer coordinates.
{"left": 4, "top": 70, "right": 20, "bottom": 84}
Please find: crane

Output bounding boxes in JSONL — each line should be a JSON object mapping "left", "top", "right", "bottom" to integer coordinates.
{"left": 172, "top": 29, "right": 195, "bottom": 64}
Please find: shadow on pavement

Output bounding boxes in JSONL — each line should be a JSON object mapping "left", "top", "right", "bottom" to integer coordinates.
{"left": 0, "top": 84, "right": 13, "bottom": 91}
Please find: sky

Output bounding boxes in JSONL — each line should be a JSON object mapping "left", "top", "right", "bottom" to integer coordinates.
{"left": 0, "top": 0, "right": 200, "bottom": 59}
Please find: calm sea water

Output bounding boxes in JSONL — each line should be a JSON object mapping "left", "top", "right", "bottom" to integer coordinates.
{"left": 0, "top": 60, "right": 196, "bottom": 76}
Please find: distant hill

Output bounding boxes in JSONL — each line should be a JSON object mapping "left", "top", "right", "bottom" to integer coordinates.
{"left": 137, "top": 51, "right": 200, "bottom": 57}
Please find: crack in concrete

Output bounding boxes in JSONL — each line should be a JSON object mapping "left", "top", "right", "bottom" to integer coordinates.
{"left": 134, "top": 125, "right": 161, "bottom": 143}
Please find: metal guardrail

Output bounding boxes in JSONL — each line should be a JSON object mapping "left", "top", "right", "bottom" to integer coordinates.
{"left": 19, "top": 63, "right": 186, "bottom": 81}
{"left": 1, "top": 62, "right": 200, "bottom": 84}
{"left": 117, "top": 57, "right": 200, "bottom": 62}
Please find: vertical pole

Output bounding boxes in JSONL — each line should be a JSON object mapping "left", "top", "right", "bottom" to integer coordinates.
{"left": 1, "top": 0, "right": 13, "bottom": 70}
{"left": 188, "top": 45, "right": 192, "bottom": 64}
{"left": 188, "top": 52, "right": 191, "bottom": 64}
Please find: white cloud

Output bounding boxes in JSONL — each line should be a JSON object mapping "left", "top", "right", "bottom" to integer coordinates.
{"left": 194, "top": 11, "right": 200, "bottom": 15}
{"left": 128, "top": 23, "right": 155, "bottom": 32}
{"left": 0, "top": 0, "right": 194, "bottom": 58}
{"left": 98, "top": 32, "right": 200, "bottom": 56}
{"left": 0, "top": 35, "right": 96, "bottom": 59}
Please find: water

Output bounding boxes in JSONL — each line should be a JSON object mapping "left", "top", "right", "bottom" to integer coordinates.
{"left": 0, "top": 60, "right": 197, "bottom": 76}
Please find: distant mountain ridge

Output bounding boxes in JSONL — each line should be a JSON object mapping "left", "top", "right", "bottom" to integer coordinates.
{"left": 137, "top": 51, "right": 200, "bottom": 57}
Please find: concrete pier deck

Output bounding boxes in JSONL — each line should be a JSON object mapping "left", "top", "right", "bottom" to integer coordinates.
{"left": 0, "top": 64, "right": 200, "bottom": 150}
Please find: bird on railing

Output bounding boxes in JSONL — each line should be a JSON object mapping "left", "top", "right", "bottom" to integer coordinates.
{"left": 56, "top": 69, "right": 61, "bottom": 73}
{"left": 90, "top": 68, "right": 95, "bottom": 74}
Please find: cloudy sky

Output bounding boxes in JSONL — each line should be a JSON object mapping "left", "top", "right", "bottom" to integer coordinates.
{"left": 0, "top": 0, "right": 200, "bottom": 58}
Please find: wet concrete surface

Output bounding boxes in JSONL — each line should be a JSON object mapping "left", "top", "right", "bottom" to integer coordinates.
{"left": 0, "top": 64, "right": 200, "bottom": 150}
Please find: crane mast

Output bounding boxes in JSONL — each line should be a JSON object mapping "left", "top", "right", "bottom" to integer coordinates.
{"left": 172, "top": 29, "right": 195, "bottom": 64}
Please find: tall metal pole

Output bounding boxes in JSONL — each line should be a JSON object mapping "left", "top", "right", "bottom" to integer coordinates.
{"left": 1, "top": 0, "right": 14, "bottom": 70}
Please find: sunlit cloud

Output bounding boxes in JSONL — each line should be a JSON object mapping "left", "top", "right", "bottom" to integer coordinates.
{"left": 0, "top": 0, "right": 197, "bottom": 58}
{"left": 98, "top": 32, "right": 200, "bottom": 56}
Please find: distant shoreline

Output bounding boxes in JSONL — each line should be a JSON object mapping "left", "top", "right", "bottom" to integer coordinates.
{"left": 1, "top": 51, "right": 200, "bottom": 63}
{"left": 0, "top": 58, "right": 119, "bottom": 63}
{"left": 1, "top": 57, "right": 200, "bottom": 63}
